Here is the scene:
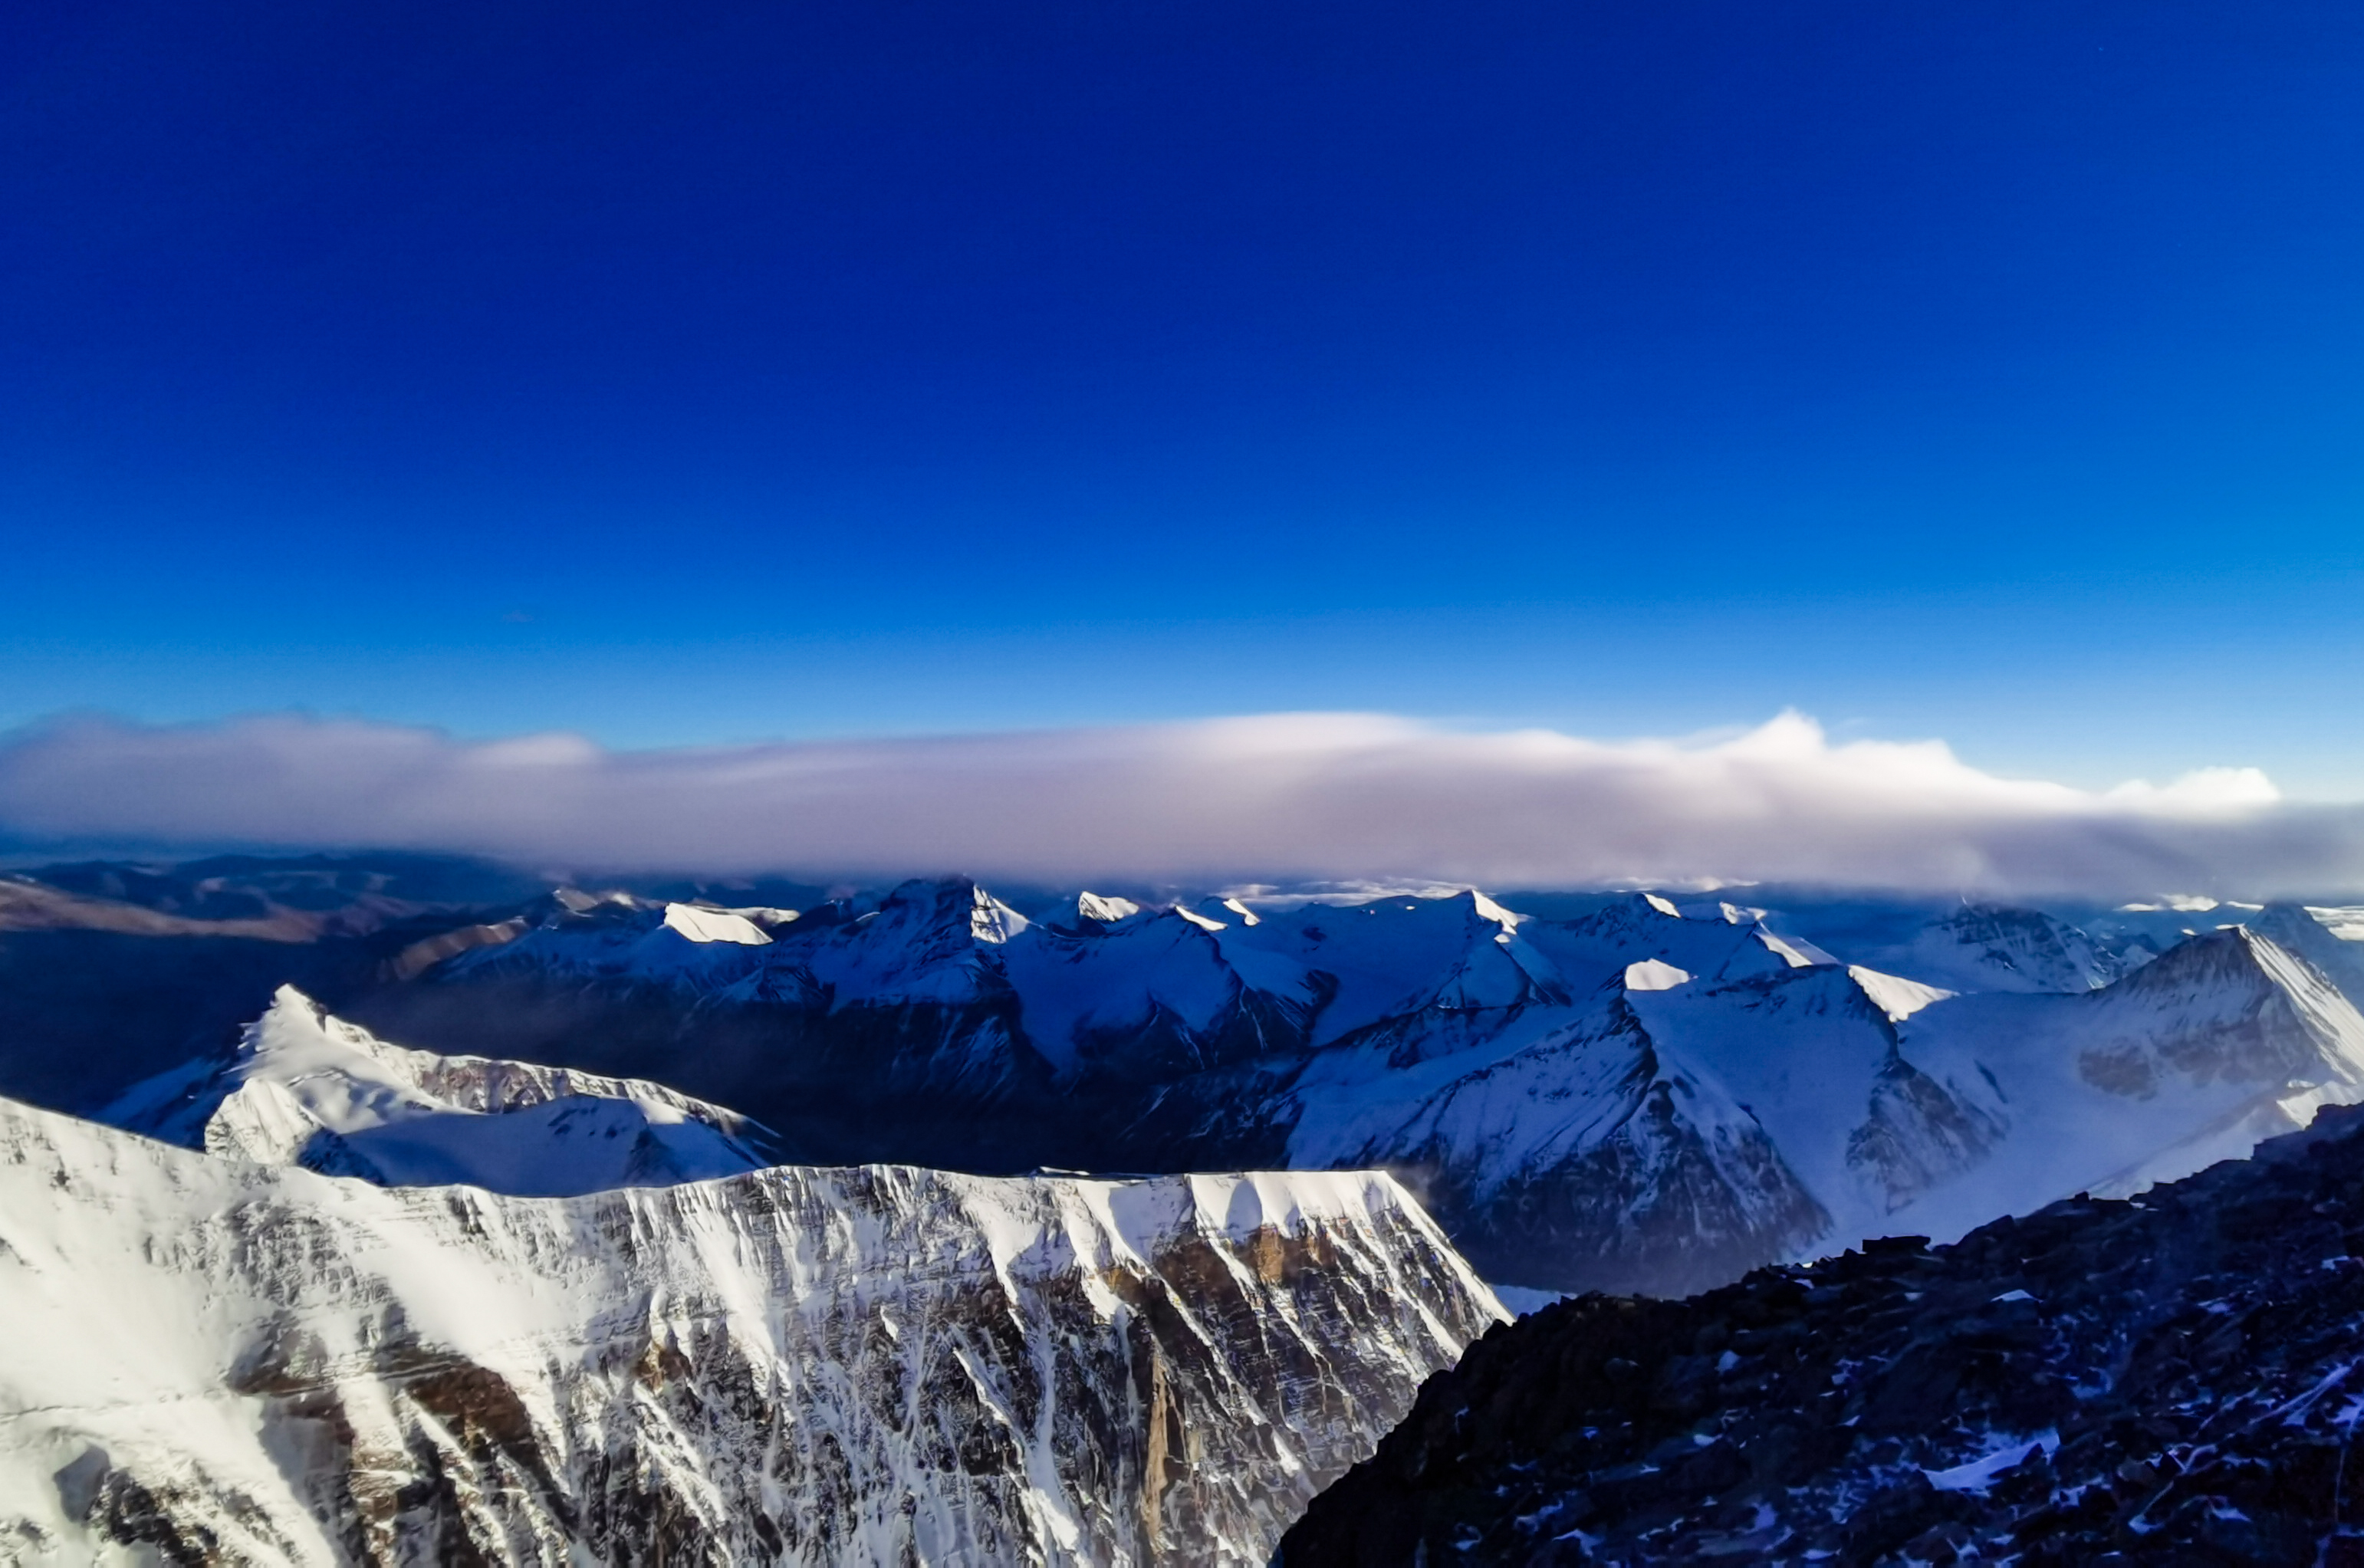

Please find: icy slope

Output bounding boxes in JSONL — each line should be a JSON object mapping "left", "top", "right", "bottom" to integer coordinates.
{"left": 1276, "top": 931, "right": 2364, "bottom": 1295}
{"left": 1893, "top": 925, "right": 2364, "bottom": 1241}
{"left": 98, "top": 986, "right": 779, "bottom": 1195}
{"left": 0, "top": 1096, "right": 1501, "bottom": 1566}
{"left": 1276, "top": 983, "right": 1824, "bottom": 1298}
{"left": 2247, "top": 900, "right": 2364, "bottom": 998}
{"left": 1275, "top": 962, "right": 1970, "bottom": 1297}
{"left": 1748, "top": 897, "right": 2128, "bottom": 993}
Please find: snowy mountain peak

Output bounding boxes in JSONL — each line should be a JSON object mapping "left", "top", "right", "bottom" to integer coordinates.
{"left": 552, "top": 885, "right": 640, "bottom": 915}
{"left": 1846, "top": 965, "right": 1954, "bottom": 1022}
{"left": 1074, "top": 891, "right": 1145, "bottom": 925}
{"left": 968, "top": 880, "right": 1029, "bottom": 942}
{"left": 1752, "top": 928, "right": 1834, "bottom": 969}
{"left": 2245, "top": 902, "right": 2364, "bottom": 1000}
{"left": 1676, "top": 899, "right": 1766, "bottom": 925}
{"left": 1623, "top": 958, "right": 1692, "bottom": 991}
{"left": 1465, "top": 888, "right": 1523, "bottom": 929}
{"left": 2104, "top": 925, "right": 2362, "bottom": 1053}
{"left": 341, "top": 876, "right": 2364, "bottom": 1299}
{"left": 1879, "top": 926, "right": 2364, "bottom": 1243}
{"left": 865, "top": 876, "right": 1031, "bottom": 942}
{"left": 100, "top": 988, "right": 777, "bottom": 1195}
{"left": 661, "top": 902, "right": 773, "bottom": 945}
{"left": 0, "top": 1091, "right": 1502, "bottom": 1566}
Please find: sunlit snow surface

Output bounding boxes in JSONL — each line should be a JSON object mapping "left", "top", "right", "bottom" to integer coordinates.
{"left": 103, "top": 987, "right": 778, "bottom": 1195}
{"left": 0, "top": 1091, "right": 1503, "bottom": 1563}
{"left": 1623, "top": 958, "right": 1692, "bottom": 991}
{"left": 410, "top": 880, "right": 2364, "bottom": 1294}
{"left": 660, "top": 901, "right": 774, "bottom": 945}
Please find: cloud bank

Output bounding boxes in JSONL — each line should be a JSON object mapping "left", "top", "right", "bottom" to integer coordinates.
{"left": 1, "top": 711, "right": 2358, "bottom": 899}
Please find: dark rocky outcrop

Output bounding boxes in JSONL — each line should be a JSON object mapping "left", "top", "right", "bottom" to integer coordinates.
{"left": 1283, "top": 1103, "right": 2364, "bottom": 1565}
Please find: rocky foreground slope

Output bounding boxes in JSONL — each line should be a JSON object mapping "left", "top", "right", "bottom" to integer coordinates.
{"left": 1282, "top": 1103, "right": 2364, "bottom": 1566}
{"left": 0, "top": 1092, "right": 1501, "bottom": 1564}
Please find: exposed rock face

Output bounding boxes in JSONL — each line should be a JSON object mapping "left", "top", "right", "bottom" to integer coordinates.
{"left": 1276, "top": 991, "right": 1838, "bottom": 1300}
{"left": 0, "top": 1096, "right": 1501, "bottom": 1565}
{"left": 1281, "top": 1103, "right": 2364, "bottom": 1566}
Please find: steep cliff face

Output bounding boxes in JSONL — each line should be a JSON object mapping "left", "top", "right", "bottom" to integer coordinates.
{"left": 1281, "top": 1103, "right": 2364, "bottom": 1566}
{"left": 0, "top": 1095, "right": 1501, "bottom": 1566}
{"left": 1277, "top": 989, "right": 1835, "bottom": 1300}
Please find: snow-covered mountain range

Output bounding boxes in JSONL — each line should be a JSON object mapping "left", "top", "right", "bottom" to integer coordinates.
{"left": 7, "top": 854, "right": 2364, "bottom": 1560}
{"left": 9, "top": 855, "right": 2362, "bottom": 1300}
{"left": 0, "top": 1077, "right": 1499, "bottom": 1563}
{"left": 345, "top": 879, "right": 2364, "bottom": 1296}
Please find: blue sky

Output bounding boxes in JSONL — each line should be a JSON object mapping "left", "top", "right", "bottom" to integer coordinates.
{"left": 5, "top": 0, "right": 2364, "bottom": 794}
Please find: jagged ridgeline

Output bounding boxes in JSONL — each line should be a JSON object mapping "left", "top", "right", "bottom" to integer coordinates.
{"left": 0, "top": 1070, "right": 1501, "bottom": 1563}
{"left": 344, "top": 876, "right": 2364, "bottom": 1297}
{"left": 10, "top": 860, "right": 2364, "bottom": 1303}
{"left": 1280, "top": 1103, "right": 2364, "bottom": 1566}
{"left": 10, "top": 857, "right": 2364, "bottom": 1562}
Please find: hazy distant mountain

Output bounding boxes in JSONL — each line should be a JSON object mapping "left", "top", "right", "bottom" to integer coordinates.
{"left": 0, "top": 854, "right": 564, "bottom": 1113}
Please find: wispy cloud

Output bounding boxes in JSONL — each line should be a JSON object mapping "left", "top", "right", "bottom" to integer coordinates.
{"left": 0, "top": 710, "right": 2352, "bottom": 898}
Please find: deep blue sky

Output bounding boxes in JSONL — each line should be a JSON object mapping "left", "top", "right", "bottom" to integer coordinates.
{"left": 5, "top": 1, "right": 2363, "bottom": 793}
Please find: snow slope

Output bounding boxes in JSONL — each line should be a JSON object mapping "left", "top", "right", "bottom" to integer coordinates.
{"left": 1753, "top": 898, "right": 2127, "bottom": 993}
{"left": 1280, "top": 981, "right": 1832, "bottom": 1298}
{"left": 1271, "top": 928, "right": 2364, "bottom": 1293}
{"left": 1893, "top": 925, "right": 2364, "bottom": 1240}
{"left": 98, "top": 986, "right": 779, "bottom": 1195}
{"left": 0, "top": 1094, "right": 1501, "bottom": 1566}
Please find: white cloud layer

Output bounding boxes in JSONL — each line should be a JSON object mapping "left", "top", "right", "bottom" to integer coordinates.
{"left": 0, "top": 711, "right": 2357, "bottom": 899}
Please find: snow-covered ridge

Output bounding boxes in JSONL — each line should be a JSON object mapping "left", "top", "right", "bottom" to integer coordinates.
{"left": 100, "top": 987, "right": 778, "bottom": 1195}
{"left": 387, "top": 880, "right": 2364, "bottom": 1296}
{"left": 660, "top": 902, "right": 774, "bottom": 945}
{"left": 0, "top": 1092, "right": 1502, "bottom": 1565}
{"left": 1274, "top": 924, "right": 2364, "bottom": 1294}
